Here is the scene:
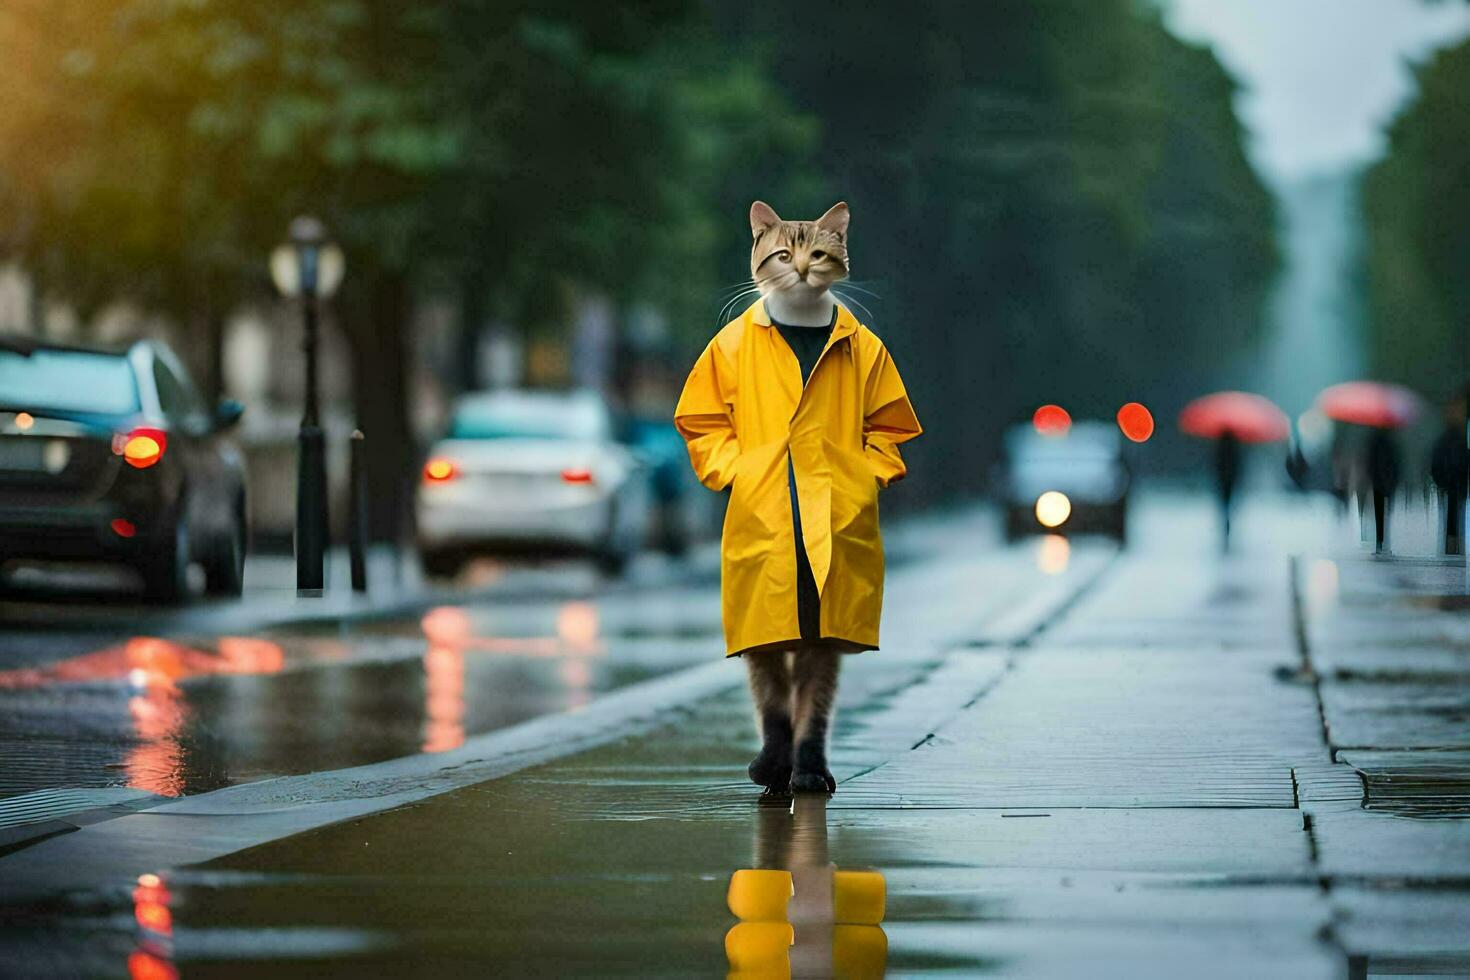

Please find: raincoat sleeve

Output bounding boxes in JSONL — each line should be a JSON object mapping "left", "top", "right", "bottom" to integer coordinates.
{"left": 862, "top": 343, "right": 922, "bottom": 488}
{"left": 674, "top": 338, "right": 741, "bottom": 491}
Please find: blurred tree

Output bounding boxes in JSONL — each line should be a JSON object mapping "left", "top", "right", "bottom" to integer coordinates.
{"left": 0, "top": 0, "right": 814, "bottom": 538}
{"left": 1361, "top": 36, "right": 1470, "bottom": 404}
{"left": 714, "top": 0, "right": 1278, "bottom": 500}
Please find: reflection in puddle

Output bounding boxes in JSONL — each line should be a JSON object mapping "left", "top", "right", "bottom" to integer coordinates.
{"left": 421, "top": 644, "right": 466, "bottom": 753}
{"left": 126, "top": 688, "right": 186, "bottom": 796}
{"left": 1306, "top": 558, "right": 1339, "bottom": 611}
{"left": 556, "top": 600, "right": 601, "bottom": 653}
{"left": 416, "top": 602, "right": 607, "bottom": 748}
{"left": 0, "top": 635, "right": 286, "bottom": 689}
{"left": 128, "top": 873, "right": 178, "bottom": 980}
{"left": 1035, "top": 534, "right": 1070, "bottom": 576}
{"left": 726, "top": 796, "right": 886, "bottom": 978}
{"left": 558, "top": 657, "right": 592, "bottom": 710}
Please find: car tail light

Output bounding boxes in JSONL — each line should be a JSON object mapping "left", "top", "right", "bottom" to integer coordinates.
{"left": 561, "top": 467, "right": 594, "bottom": 485}
{"left": 110, "top": 518, "right": 137, "bottom": 538}
{"left": 423, "top": 458, "right": 458, "bottom": 482}
{"left": 116, "top": 427, "right": 167, "bottom": 468}
{"left": 1032, "top": 404, "right": 1071, "bottom": 437}
{"left": 1116, "top": 402, "right": 1155, "bottom": 443}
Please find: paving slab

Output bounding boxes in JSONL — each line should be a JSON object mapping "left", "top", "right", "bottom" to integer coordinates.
{"left": 1333, "top": 884, "right": 1470, "bottom": 966}
{"left": 842, "top": 646, "right": 1322, "bottom": 809}
{"left": 1320, "top": 681, "right": 1470, "bottom": 751}
{"left": 1313, "top": 807, "right": 1470, "bottom": 880}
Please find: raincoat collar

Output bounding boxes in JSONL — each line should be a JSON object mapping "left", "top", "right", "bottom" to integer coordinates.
{"left": 748, "top": 298, "right": 859, "bottom": 347}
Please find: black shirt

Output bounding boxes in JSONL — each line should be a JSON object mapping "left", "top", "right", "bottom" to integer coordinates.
{"left": 769, "top": 303, "right": 837, "bottom": 385}
{"left": 767, "top": 302, "right": 837, "bottom": 642}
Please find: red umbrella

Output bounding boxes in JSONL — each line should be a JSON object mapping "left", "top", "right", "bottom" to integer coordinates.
{"left": 1316, "top": 381, "right": 1420, "bottom": 429}
{"left": 1178, "top": 391, "right": 1290, "bottom": 443}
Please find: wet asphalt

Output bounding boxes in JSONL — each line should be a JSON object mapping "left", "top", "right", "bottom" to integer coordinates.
{"left": 2, "top": 492, "right": 1469, "bottom": 977}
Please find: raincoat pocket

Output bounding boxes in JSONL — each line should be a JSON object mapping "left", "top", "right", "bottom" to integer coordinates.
{"left": 724, "top": 440, "right": 790, "bottom": 561}
{"left": 824, "top": 438, "right": 879, "bottom": 536}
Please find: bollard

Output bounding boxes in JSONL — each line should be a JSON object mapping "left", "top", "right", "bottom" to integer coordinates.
{"left": 349, "top": 429, "right": 369, "bottom": 593}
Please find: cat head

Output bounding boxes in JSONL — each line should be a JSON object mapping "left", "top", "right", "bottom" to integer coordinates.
{"left": 749, "top": 201, "right": 849, "bottom": 299}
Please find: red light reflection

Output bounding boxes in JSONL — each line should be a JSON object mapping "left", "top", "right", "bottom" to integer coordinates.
{"left": 129, "top": 873, "right": 177, "bottom": 980}
{"left": 0, "top": 636, "right": 285, "bottom": 690}
{"left": 127, "top": 950, "right": 178, "bottom": 980}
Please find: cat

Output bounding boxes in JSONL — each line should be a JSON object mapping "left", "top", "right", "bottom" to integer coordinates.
{"left": 744, "top": 200, "right": 851, "bottom": 796}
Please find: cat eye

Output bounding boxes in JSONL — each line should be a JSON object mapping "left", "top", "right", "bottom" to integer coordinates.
{"left": 775, "top": 249, "right": 791, "bottom": 262}
{"left": 811, "top": 250, "right": 827, "bottom": 260}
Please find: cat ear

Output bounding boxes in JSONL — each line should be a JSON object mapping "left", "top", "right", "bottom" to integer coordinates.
{"left": 750, "top": 201, "right": 781, "bottom": 238}
{"left": 816, "top": 201, "right": 849, "bottom": 237}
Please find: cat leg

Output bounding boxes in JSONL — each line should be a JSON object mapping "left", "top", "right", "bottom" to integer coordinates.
{"left": 744, "top": 649, "right": 794, "bottom": 791}
{"left": 790, "top": 648, "right": 840, "bottom": 793}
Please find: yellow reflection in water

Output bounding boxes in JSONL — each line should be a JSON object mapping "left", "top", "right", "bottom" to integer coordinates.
{"left": 1036, "top": 533, "right": 1070, "bottom": 575}
{"left": 726, "top": 796, "right": 887, "bottom": 979}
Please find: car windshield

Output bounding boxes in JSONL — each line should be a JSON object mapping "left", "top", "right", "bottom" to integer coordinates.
{"left": 0, "top": 349, "right": 140, "bottom": 416}
{"left": 450, "top": 393, "right": 610, "bottom": 441}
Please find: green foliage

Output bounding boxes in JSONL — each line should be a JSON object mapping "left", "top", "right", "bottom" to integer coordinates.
{"left": 0, "top": 0, "right": 1277, "bottom": 499}
{"left": 716, "top": 0, "right": 1278, "bottom": 495}
{"left": 0, "top": 0, "right": 814, "bottom": 331}
{"left": 1361, "top": 37, "right": 1470, "bottom": 403}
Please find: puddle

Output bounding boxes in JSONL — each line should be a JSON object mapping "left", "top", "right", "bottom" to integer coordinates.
{"left": 0, "top": 599, "right": 690, "bottom": 801}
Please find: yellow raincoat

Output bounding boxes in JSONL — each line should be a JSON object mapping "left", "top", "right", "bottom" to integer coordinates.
{"left": 674, "top": 301, "right": 922, "bottom": 657}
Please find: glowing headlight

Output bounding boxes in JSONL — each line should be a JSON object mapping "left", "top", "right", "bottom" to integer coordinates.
{"left": 1035, "top": 491, "right": 1072, "bottom": 528}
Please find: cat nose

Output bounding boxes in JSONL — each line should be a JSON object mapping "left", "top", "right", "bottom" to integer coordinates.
{"left": 794, "top": 258, "right": 810, "bottom": 277}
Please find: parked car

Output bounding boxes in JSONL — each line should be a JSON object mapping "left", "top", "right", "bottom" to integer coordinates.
{"left": 997, "top": 420, "right": 1130, "bottom": 542}
{"left": 415, "top": 389, "right": 652, "bottom": 576}
{"left": 0, "top": 336, "right": 248, "bottom": 600}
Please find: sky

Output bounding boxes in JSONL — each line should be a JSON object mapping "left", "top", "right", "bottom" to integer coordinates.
{"left": 1163, "top": 0, "right": 1470, "bottom": 182}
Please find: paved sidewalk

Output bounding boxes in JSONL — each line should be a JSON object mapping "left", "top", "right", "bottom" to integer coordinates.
{"left": 4, "top": 520, "right": 1467, "bottom": 976}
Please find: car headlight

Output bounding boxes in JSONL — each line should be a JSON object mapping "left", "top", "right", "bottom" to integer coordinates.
{"left": 1035, "top": 491, "right": 1072, "bottom": 528}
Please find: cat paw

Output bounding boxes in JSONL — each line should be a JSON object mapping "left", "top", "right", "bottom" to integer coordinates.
{"left": 790, "top": 768, "right": 836, "bottom": 794}
{"left": 748, "top": 750, "right": 792, "bottom": 791}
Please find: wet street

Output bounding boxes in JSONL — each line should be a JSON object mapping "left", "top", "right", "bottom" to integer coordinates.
{"left": 2, "top": 491, "right": 1469, "bottom": 977}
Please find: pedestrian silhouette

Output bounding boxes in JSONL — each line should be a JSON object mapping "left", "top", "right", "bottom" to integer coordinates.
{"left": 1366, "top": 427, "right": 1401, "bottom": 553}
{"left": 1216, "top": 432, "right": 1241, "bottom": 551}
{"left": 1430, "top": 385, "right": 1469, "bottom": 555}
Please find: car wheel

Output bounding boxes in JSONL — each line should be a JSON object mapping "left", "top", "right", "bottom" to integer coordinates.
{"left": 143, "top": 511, "right": 191, "bottom": 603}
{"left": 421, "top": 548, "right": 462, "bottom": 580}
{"left": 205, "top": 494, "right": 246, "bottom": 596}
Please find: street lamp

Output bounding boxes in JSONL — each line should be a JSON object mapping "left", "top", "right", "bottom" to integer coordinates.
{"left": 270, "top": 216, "right": 345, "bottom": 591}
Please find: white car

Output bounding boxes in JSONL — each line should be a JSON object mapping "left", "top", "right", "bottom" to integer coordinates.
{"left": 415, "top": 389, "right": 651, "bottom": 576}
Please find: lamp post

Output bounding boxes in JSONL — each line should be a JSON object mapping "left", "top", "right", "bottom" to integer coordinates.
{"left": 270, "top": 216, "right": 345, "bottom": 592}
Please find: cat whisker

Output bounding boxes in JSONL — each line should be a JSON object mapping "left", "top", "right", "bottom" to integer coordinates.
{"left": 716, "top": 287, "right": 762, "bottom": 326}
{"left": 715, "top": 279, "right": 758, "bottom": 299}
{"left": 831, "top": 286, "right": 877, "bottom": 323}
{"left": 833, "top": 282, "right": 883, "bottom": 299}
